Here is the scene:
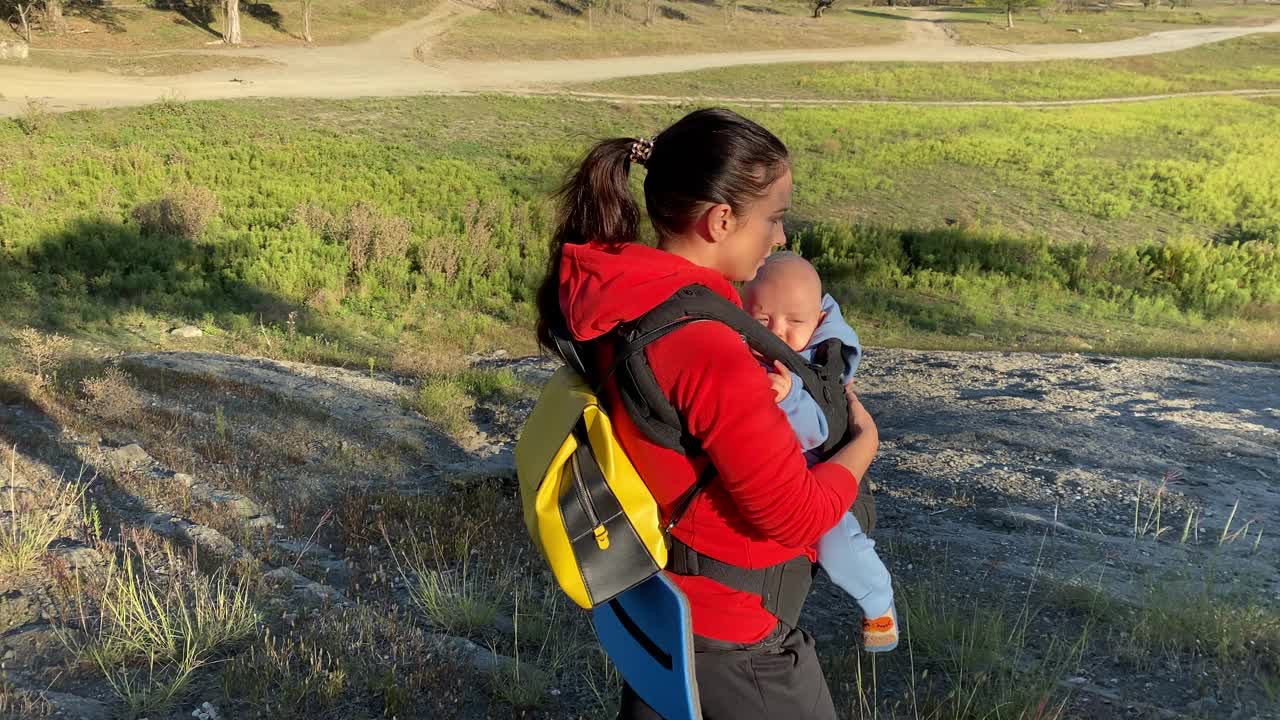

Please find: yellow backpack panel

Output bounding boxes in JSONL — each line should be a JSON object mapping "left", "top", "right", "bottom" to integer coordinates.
{"left": 515, "top": 366, "right": 668, "bottom": 610}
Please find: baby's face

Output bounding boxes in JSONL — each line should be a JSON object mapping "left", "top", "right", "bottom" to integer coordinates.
{"left": 744, "top": 267, "right": 825, "bottom": 353}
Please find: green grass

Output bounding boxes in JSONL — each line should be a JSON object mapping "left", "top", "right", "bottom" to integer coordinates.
{"left": 0, "top": 448, "right": 84, "bottom": 575}
{"left": 63, "top": 551, "right": 260, "bottom": 718}
{"left": 437, "top": 0, "right": 904, "bottom": 60}
{"left": 1, "top": 94, "right": 1278, "bottom": 362}
{"left": 931, "top": 1, "right": 1280, "bottom": 46}
{"left": 576, "top": 34, "right": 1280, "bottom": 101}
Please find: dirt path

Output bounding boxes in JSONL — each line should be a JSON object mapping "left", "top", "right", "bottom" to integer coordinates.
{"left": 1, "top": 1, "right": 1277, "bottom": 116}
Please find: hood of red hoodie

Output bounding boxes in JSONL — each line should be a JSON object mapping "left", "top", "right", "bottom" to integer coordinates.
{"left": 559, "top": 241, "right": 741, "bottom": 341}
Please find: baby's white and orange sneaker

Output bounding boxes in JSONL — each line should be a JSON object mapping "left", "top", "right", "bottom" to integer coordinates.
{"left": 863, "top": 605, "right": 899, "bottom": 653}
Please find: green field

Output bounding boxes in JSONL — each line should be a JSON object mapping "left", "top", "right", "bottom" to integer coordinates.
{"left": 929, "top": 2, "right": 1280, "bottom": 45}
{"left": 2, "top": 94, "right": 1278, "bottom": 367}
{"left": 578, "top": 34, "right": 1280, "bottom": 100}
{"left": 435, "top": 0, "right": 904, "bottom": 60}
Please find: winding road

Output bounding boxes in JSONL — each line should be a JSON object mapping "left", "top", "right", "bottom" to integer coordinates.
{"left": 1, "top": 2, "right": 1277, "bottom": 116}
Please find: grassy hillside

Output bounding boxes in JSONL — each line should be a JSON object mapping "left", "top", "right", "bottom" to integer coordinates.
{"left": 1, "top": 94, "right": 1278, "bottom": 366}
{"left": 577, "top": 34, "right": 1280, "bottom": 100}
{"left": 435, "top": 0, "right": 904, "bottom": 60}
{"left": 15, "top": 0, "right": 441, "bottom": 50}
{"left": 928, "top": 1, "right": 1279, "bottom": 45}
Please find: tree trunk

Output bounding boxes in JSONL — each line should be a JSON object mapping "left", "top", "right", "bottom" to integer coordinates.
{"left": 587, "top": 4, "right": 593, "bottom": 32}
{"left": 17, "top": 3, "right": 32, "bottom": 43}
{"left": 45, "top": 0, "right": 65, "bottom": 33}
{"left": 224, "top": 0, "right": 242, "bottom": 44}
{"left": 302, "top": 0, "right": 312, "bottom": 43}
{"left": 1006, "top": 5, "right": 1013, "bottom": 27}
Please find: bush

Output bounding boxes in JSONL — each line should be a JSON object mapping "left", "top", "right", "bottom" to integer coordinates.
{"left": 794, "top": 223, "right": 1280, "bottom": 319}
{"left": 336, "top": 202, "right": 412, "bottom": 276}
{"left": 12, "top": 327, "right": 73, "bottom": 382}
{"left": 15, "top": 99, "right": 51, "bottom": 137}
{"left": 79, "top": 367, "right": 145, "bottom": 423}
{"left": 132, "top": 186, "right": 219, "bottom": 241}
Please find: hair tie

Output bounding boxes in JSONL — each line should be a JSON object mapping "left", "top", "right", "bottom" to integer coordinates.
{"left": 630, "top": 137, "right": 655, "bottom": 167}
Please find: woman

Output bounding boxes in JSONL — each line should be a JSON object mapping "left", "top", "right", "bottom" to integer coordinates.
{"left": 535, "top": 108, "right": 880, "bottom": 719}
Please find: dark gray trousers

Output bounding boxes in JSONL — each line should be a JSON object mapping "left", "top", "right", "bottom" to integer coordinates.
{"left": 617, "top": 622, "right": 837, "bottom": 720}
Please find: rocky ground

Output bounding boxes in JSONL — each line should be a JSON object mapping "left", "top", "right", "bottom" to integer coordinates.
{"left": 1, "top": 347, "right": 1276, "bottom": 719}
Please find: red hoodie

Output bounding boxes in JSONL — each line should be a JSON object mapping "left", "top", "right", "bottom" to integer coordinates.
{"left": 560, "top": 240, "right": 860, "bottom": 643}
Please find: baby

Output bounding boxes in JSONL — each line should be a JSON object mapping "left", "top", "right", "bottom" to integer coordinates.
{"left": 743, "top": 252, "right": 898, "bottom": 652}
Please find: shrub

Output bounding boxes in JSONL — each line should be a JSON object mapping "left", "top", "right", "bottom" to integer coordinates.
{"left": 335, "top": 202, "right": 412, "bottom": 276}
{"left": 12, "top": 328, "right": 73, "bottom": 382}
{"left": 15, "top": 99, "right": 51, "bottom": 137}
{"left": 79, "top": 367, "right": 145, "bottom": 423}
{"left": 132, "top": 185, "right": 219, "bottom": 241}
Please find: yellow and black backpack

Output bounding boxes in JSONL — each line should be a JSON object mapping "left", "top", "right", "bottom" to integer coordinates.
{"left": 514, "top": 284, "right": 854, "bottom": 614}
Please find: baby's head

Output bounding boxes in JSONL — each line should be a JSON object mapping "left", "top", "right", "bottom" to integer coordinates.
{"left": 743, "top": 251, "right": 826, "bottom": 353}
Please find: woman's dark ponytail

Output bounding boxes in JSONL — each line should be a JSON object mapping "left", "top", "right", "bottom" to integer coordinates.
{"left": 536, "top": 138, "right": 644, "bottom": 354}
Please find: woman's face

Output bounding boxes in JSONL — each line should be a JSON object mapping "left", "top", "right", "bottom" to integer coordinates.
{"left": 717, "top": 169, "right": 793, "bottom": 283}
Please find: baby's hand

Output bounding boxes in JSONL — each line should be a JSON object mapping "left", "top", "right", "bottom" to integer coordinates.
{"left": 769, "top": 360, "right": 792, "bottom": 403}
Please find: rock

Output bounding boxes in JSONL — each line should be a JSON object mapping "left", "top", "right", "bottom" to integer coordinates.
{"left": 432, "top": 632, "right": 544, "bottom": 681}
{"left": 183, "top": 524, "right": 241, "bottom": 558}
{"left": 40, "top": 690, "right": 110, "bottom": 720}
{"left": 1, "top": 623, "right": 60, "bottom": 667}
{"left": 245, "top": 515, "right": 279, "bottom": 529}
{"left": 201, "top": 488, "right": 265, "bottom": 519}
{"left": 0, "top": 590, "right": 38, "bottom": 632}
{"left": 261, "top": 567, "right": 347, "bottom": 608}
{"left": 141, "top": 512, "right": 253, "bottom": 565}
{"left": 0, "top": 40, "right": 28, "bottom": 61}
{"left": 49, "top": 542, "right": 106, "bottom": 572}
{"left": 274, "top": 538, "right": 337, "bottom": 562}
{"left": 1187, "top": 697, "right": 1219, "bottom": 713}
{"left": 442, "top": 448, "right": 515, "bottom": 488}
{"left": 314, "top": 559, "right": 352, "bottom": 589}
{"left": 170, "top": 325, "right": 203, "bottom": 338}
{"left": 105, "top": 443, "right": 151, "bottom": 468}
{"left": 172, "top": 472, "right": 199, "bottom": 487}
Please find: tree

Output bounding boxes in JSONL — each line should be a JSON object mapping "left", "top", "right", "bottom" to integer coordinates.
{"left": 42, "top": 0, "right": 62, "bottom": 33}
{"left": 301, "top": 0, "right": 312, "bottom": 43}
{"left": 643, "top": 0, "right": 657, "bottom": 24}
{"left": 812, "top": 0, "right": 834, "bottom": 18}
{"left": 224, "top": 0, "right": 242, "bottom": 44}
{"left": 980, "top": 0, "right": 1047, "bottom": 28}
{"left": 12, "top": 1, "right": 34, "bottom": 41}
{"left": 723, "top": 0, "right": 739, "bottom": 26}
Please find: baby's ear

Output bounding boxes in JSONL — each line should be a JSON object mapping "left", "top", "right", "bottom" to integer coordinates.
{"left": 817, "top": 310, "right": 828, "bottom": 326}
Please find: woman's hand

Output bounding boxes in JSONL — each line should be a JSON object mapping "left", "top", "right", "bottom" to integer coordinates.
{"left": 769, "top": 360, "right": 793, "bottom": 403}
{"left": 845, "top": 386, "right": 878, "bottom": 444}
{"left": 827, "top": 381, "right": 879, "bottom": 484}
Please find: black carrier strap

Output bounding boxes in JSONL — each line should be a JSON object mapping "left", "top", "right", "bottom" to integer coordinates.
{"left": 667, "top": 539, "right": 814, "bottom": 629}
{"left": 553, "top": 283, "right": 856, "bottom": 625}
{"left": 612, "top": 285, "right": 850, "bottom": 457}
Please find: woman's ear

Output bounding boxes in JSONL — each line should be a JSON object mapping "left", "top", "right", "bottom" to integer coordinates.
{"left": 703, "top": 202, "right": 737, "bottom": 244}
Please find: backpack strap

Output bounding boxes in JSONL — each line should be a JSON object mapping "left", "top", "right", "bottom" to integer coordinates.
{"left": 809, "top": 337, "right": 851, "bottom": 456}
{"left": 666, "top": 538, "right": 814, "bottom": 629}
{"left": 612, "top": 285, "right": 848, "bottom": 457}
{"left": 553, "top": 284, "right": 852, "bottom": 625}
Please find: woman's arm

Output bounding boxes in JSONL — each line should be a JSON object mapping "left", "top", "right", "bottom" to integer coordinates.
{"left": 647, "top": 323, "right": 873, "bottom": 549}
